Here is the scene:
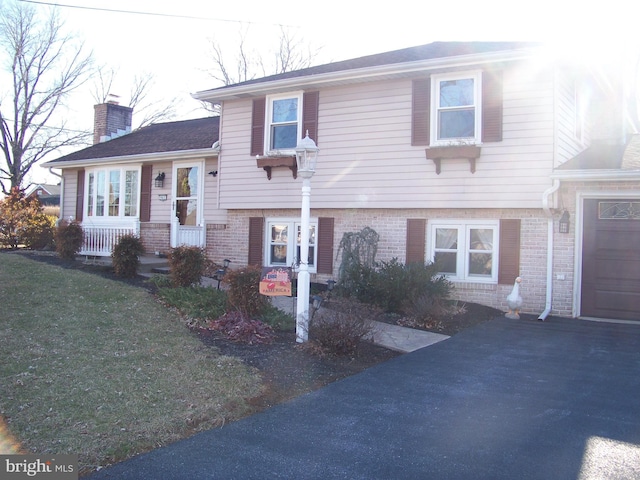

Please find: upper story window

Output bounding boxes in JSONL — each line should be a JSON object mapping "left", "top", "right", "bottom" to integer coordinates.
{"left": 431, "top": 71, "right": 482, "bottom": 145}
{"left": 86, "top": 167, "right": 139, "bottom": 218}
{"left": 265, "top": 92, "right": 303, "bottom": 154}
{"left": 428, "top": 220, "right": 498, "bottom": 283}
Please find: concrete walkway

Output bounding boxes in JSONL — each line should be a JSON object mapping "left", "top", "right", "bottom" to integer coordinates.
{"left": 88, "top": 316, "right": 640, "bottom": 479}
{"left": 269, "top": 295, "right": 449, "bottom": 352}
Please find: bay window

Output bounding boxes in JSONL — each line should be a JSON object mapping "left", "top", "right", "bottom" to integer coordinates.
{"left": 86, "top": 167, "right": 140, "bottom": 218}
{"left": 429, "top": 221, "right": 498, "bottom": 282}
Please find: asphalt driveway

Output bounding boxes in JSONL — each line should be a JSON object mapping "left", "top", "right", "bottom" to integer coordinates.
{"left": 89, "top": 317, "right": 640, "bottom": 479}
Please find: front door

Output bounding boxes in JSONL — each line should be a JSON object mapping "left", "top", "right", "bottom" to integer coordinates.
{"left": 171, "top": 162, "right": 205, "bottom": 248}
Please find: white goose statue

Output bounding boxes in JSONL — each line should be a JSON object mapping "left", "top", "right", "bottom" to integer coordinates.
{"left": 505, "top": 276, "right": 523, "bottom": 319}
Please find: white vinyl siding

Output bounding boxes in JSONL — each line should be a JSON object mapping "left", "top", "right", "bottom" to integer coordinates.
{"left": 217, "top": 62, "right": 557, "bottom": 210}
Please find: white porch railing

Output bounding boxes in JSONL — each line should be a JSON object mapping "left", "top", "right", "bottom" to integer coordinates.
{"left": 81, "top": 222, "right": 140, "bottom": 256}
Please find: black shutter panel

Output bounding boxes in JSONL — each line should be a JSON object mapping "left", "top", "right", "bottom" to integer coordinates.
{"left": 498, "top": 219, "right": 520, "bottom": 284}
{"left": 248, "top": 217, "right": 264, "bottom": 266}
{"left": 302, "top": 91, "right": 319, "bottom": 144}
{"left": 139, "top": 165, "right": 152, "bottom": 222}
{"left": 406, "top": 218, "right": 426, "bottom": 265}
{"left": 411, "top": 78, "right": 431, "bottom": 146}
{"left": 250, "top": 98, "right": 266, "bottom": 156}
{"left": 75, "top": 169, "right": 84, "bottom": 221}
{"left": 317, "top": 217, "right": 334, "bottom": 274}
{"left": 482, "top": 70, "right": 503, "bottom": 142}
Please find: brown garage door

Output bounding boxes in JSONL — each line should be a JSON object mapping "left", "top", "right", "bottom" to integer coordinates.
{"left": 581, "top": 199, "right": 640, "bottom": 320}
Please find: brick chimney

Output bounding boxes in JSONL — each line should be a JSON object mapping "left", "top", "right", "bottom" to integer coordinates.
{"left": 93, "top": 98, "right": 133, "bottom": 144}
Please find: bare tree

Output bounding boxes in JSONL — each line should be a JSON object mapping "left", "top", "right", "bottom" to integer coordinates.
{"left": 202, "top": 26, "right": 321, "bottom": 113}
{"left": 0, "top": 3, "right": 93, "bottom": 194}
{"left": 91, "top": 67, "right": 178, "bottom": 129}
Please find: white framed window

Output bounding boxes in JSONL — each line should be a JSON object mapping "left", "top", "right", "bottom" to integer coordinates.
{"left": 428, "top": 220, "right": 498, "bottom": 283}
{"left": 265, "top": 92, "right": 303, "bottom": 154}
{"left": 431, "top": 71, "right": 482, "bottom": 145}
{"left": 265, "top": 218, "right": 317, "bottom": 272}
{"left": 86, "top": 167, "right": 140, "bottom": 218}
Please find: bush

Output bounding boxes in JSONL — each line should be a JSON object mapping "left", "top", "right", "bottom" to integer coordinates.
{"left": 112, "top": 234, "right": 145, "bottom": 278}
{"left": 224, "top": 265, "right": 268, "bottom": 318}
{"left": 168, "top": 246, "right": 209, "bottom": 287}
{"left": 208, "top": 310, "right": 274, "bottom": 344}
{"left": 54, "top": 220, "right": 84, "bottom": 260}
{"left": 402, "top": 295, "right": 467, "bottom": 330}
{"left": 309, "top": 305, "right": 373, "bottom": 356}
{"left": 259, "top": 303, "right": 295, "bottom": 331}
{"left": 157, "top": 286, "right": 227, "bottom": 324}
{"left": 337, "top": 258, "right": 452, "bottom": 314}
{"left": 0, "top": 187, "right": 55, "bottom": 249}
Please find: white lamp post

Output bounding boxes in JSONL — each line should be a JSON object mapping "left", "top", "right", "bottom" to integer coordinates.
{"left": 294, "top": 131, "right": 319, "bottom": 343}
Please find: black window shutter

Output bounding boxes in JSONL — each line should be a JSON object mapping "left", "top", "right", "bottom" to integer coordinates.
{"left": 317, "top": 217, "right": 334, "bottom": 274}
{"left": 482, "top": 70, "right": 503, "bottom": 142}
{"left": 139, "top": 165, "right": 152, "bottom": 222}
{"left": 411, "top": 78, "right": 431, "bottom": 146}
{"left": 75, "top": 169, "right": 84, "bottom": 221}
{"left": 498, "top": 219, "right": 520, "bottom": 284}
{"left": 250, "top": 98, "right": 266, "bottom": 156}
{"left": 302, "top": 91, "right": 320, "bottom": 144}
{"left": 248, "top": 217, "right": 264, "bottom": 266}
{"left": 406, "top": 218, "right": 426, "bottom": 265}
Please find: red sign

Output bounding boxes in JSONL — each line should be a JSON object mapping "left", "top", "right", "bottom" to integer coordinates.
{"left": 259, "top": 267, "right": 293, "bottom": 296}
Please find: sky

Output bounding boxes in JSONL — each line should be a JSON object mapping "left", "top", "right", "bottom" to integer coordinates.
{"left": 4, "top": 0, "right": 639, "bottom": 184}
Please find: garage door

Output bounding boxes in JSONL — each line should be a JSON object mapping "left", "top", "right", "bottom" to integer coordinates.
{"left": 581, "top": 199, "right": 640, "bottom": 320}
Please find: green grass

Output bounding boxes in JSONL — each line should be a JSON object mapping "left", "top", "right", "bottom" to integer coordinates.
{"left": 0, "top": 253, "right": 263, "bottom": 473}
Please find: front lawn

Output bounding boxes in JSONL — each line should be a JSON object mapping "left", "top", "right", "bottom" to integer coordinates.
{"left": 0, "top": 253, "right": 263, "bottom": 474}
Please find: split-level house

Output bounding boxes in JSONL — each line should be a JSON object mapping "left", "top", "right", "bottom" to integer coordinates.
{"left": 44, "top": 41, "right": 640, "bottom": 321}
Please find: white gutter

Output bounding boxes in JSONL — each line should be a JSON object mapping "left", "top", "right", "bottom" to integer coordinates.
{"left": 193, "top": 48, "right": 539, "bottom": 102}
{"left": 42, "top": 147, "right": 218, "bottom": 169}
{"left": 551, "top": 169, "right": 640, "bottom": 181}
{"left": 539, "top": 179, "right": 561, "bottom": 321}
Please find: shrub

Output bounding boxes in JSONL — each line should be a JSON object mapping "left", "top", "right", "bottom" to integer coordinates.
{"left": 224, "top": 265, "right": 268, "bottom": 318}
{"left": 338, "top": 258, "right": 452, "bottom": 314}
{"left": 208, "top": 310, "right": 274, "bottom": 344}
{"left": 259, "top": 303, "right": 295, "bottom": 331}
{"left": 112, "top": 234, "right": 145, "bottom": 278}
{"left": 0, "top": 187, "right": 55, "bottom": 249}
{"left": 54, "top": 220, "right": 84, "bottom": 260}
{"left": 402, "top": 294, "right": 467, "bottom": 330}
{"left": 168, "top": 246, "right": 209, "bottom": 287}
{"left": 157, "top": 286, "right": 227, "bottom": 324}
{"left": 309, "top": 305, "right": 373, "bottom": 356}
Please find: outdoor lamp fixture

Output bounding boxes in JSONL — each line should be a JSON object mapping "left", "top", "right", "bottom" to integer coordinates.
{"left": 294, "top": 131, "right": 319, "bottom": 343}
{"left": 213, "top": 268, "right": 226, "bottom": 290}
{"left": 559, "top": 210, "right": 570, "bottom": 234}
{"left": 326, "top": 279, "right": 336, "bottom": 301}
{"left": 311, "top": 295, "right": 323, "bottom": 320}
{"left": 154, "top": 172, "right": 165, "bottom": 188}
{"left": 208, "top": 170, "right": 218, "bottom": 177}
{"left": 223, "top": 258, "right": 231, "bottom": 269}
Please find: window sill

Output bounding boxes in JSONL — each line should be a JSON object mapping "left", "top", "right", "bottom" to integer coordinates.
{"left": 256, "top": 155, "right": 297, "bottom": 180}
{"left": 425, "top": 145, "right": 482, "bottom": 174}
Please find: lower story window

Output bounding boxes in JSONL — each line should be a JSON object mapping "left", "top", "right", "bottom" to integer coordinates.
{"left": 429, "top": 221, "right": 498, "bottom": 282}
{"left": 266, "top": 219, "right": 317, "bottom": 271}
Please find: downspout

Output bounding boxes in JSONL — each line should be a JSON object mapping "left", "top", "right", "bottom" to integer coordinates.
{"left": 539, "top": 179, "right": 560, "bottom": 321}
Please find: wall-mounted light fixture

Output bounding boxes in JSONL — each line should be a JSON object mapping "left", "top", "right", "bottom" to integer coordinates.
{"left": 208, "top": 170, "right": 218, "bottom": 177}
{"left": 559, "top": 210, "right": 570, "bottom": 234}
{"left": 155, "top": 172, "right": 165, "bottom": 188}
